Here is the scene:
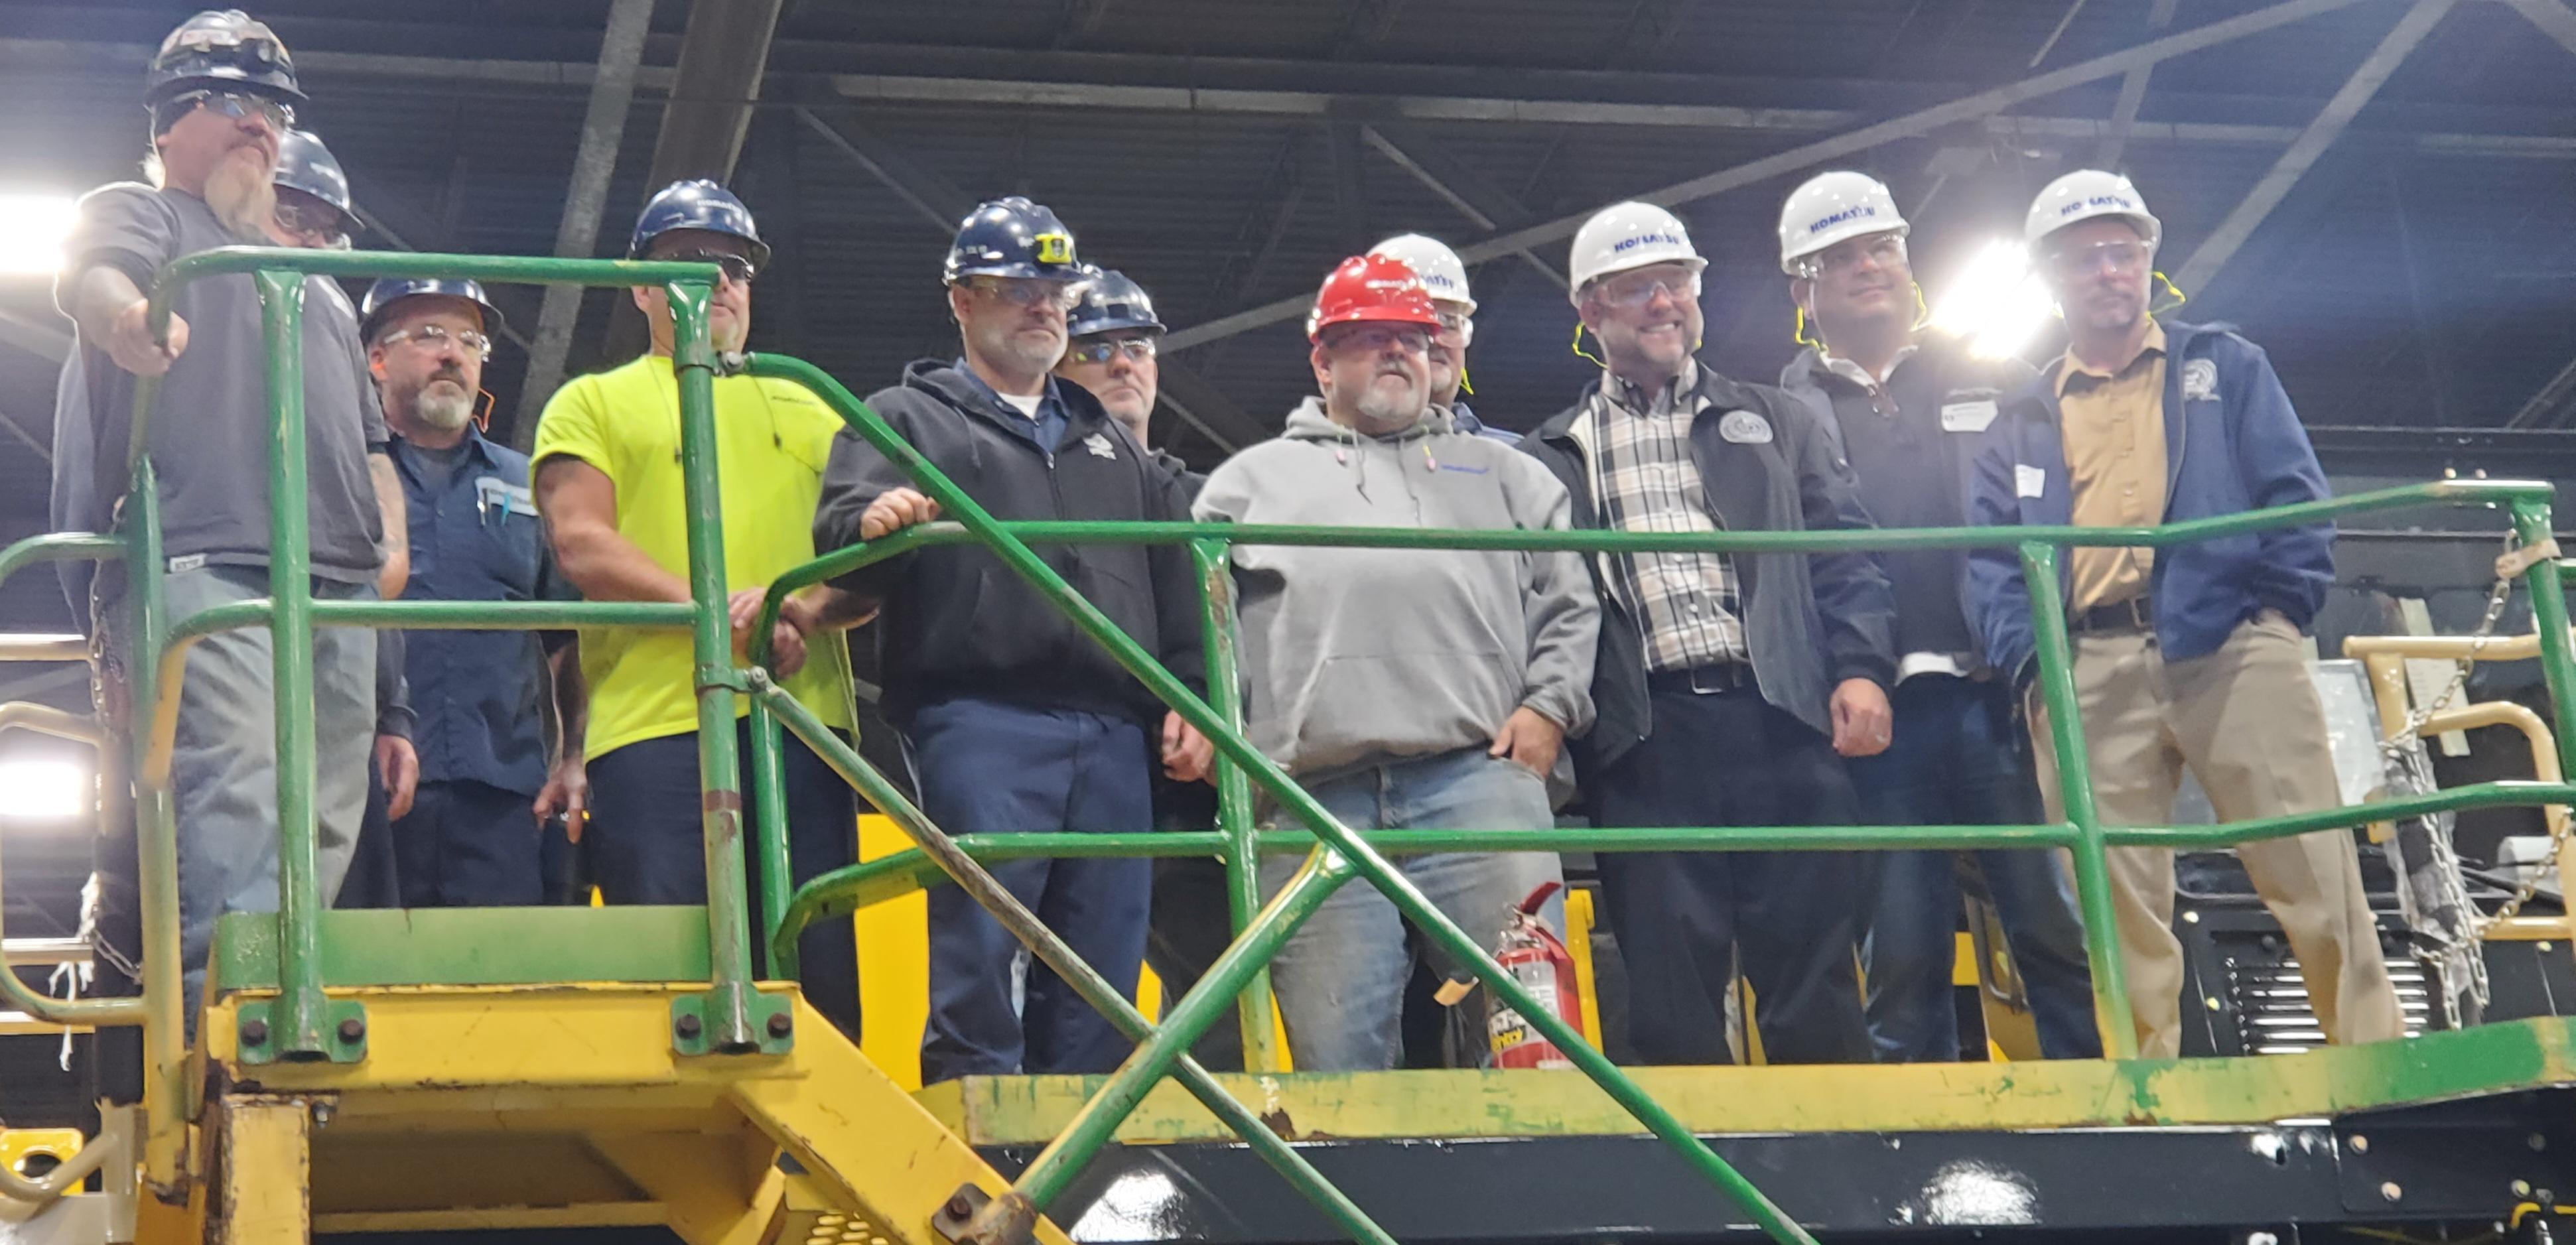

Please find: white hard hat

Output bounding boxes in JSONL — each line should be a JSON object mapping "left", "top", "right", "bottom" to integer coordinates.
{"left": 2025, "top": 169, "right": 2161, "bottom": 252}
{"left": 1568, "top": 202, "right": 1705, "bottom": 306}
{"left": 1369, "top": 233, "right": 1475, "bottom": 314}
{"left": 1777, "top": 171, "right": 1909, "bottom": 275}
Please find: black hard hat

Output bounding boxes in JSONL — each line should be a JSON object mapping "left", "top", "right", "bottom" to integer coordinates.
{"left": 943, "top": 196, "right": 1085, "bottom": 285}
{"left": 628, "top": 180, "right": 770, "bottom": 272}
{"left": 1067, "top": 269, "right": 1164, "bottom": 338}
{"left": 145, "top": 10, "right": 305, "bottom": 109}
{"left": 360, "top": 279, "right": 506, "bottom": 345}
{"left": 272, "top": 129, "right": 357, "bottom": 234}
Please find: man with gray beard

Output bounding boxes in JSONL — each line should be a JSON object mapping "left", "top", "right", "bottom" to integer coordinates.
{"left": 814, "top": 196, "right": 1210, "bottom": 1081}
{"left": 58, "top": 10, "right": 386, "bottom": 1038}
{"left": 362, "top": 279, "right": 589, "bottom": 907}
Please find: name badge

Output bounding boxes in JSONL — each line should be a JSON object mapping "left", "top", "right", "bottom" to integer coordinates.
{"left": 1717, "top": 410, "right": 1773, "bottom": 444}
{"left": 2015, "top": 464, "right": 2047, "bottom": 499}
{"left": 1940, "top": 399, "right": 1998, "bottom": 434}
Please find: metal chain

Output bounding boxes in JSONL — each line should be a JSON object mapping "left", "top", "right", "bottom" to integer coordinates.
{"left": 2371, "top": 530, "right": 2570, "bottom": 935}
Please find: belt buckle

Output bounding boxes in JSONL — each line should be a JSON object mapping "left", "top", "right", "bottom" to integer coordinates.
{"left": 1686, "top": 664, "right": 1736, "bottom": 694}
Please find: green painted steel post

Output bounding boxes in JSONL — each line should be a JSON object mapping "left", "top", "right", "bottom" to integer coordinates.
{"left": 666, "top": 280, "right": 759, "bottom": 1051}
{"left": 126, "top": 470, "right": 190, "bottom": 1186}
{"left": 2019, "top": 541, "right": 2139, "bottom": 1061}
{"left": 747, "top": 699, "right": 793, "bottom": 978}
{"left": 756, "top": 684, "right": 1401, "bottom": 1245}
{"left": 1189, "top": 536, "right": 1282, "bottom": 1072}
{"left": 253, "top": 269, "right": 331, "bottom": 1058}
{"left": 2513, "top": 498, "right": 2576, "bottom": 783}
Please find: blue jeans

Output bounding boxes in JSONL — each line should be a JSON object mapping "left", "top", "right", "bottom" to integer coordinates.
{"left": 1848, "top": 675, "right": 2098, "bottom": 1061}
{"left": 912, "top": 697, "right": 1153, "bottom": 1082}
{"left": 1260, "top": 748, "right": 1563, "bottom": 1073}
{"left": 156, "top": 567, "right": 375, "bottom": 1031}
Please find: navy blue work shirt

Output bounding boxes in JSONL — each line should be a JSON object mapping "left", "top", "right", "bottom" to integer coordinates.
{"left": 953, "top": 359, "right": 1073, "bottom": 453}
{"left": 389, "top": 425, "right": 574, "bottom": 799}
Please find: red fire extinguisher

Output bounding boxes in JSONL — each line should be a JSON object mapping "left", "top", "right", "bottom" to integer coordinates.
{"left": 1487, "top": 880, "right": 1584, "bottom": 1069}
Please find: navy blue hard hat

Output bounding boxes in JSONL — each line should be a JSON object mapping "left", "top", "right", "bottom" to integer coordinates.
{"left": 1067, "top": 269, "right": 1163, "bottom": 338}
{"left": 629, "top": 179, "right": 770, "bottom": 272}
{"left": 271, "top": 129, "right": 356, "bottom": 230}
{"left": 943, "top": 196, "right": 1084, "bottom": 285}
{"left": 360, "top": 279, "right": 506, "bottom": 344}
{"left": 145, "top": 10, "right": 305, "bottom": 108}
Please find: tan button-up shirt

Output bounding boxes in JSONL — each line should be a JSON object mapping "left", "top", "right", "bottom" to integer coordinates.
{"left": 2057, "top": 320, "right": 2167, "bottom": 612}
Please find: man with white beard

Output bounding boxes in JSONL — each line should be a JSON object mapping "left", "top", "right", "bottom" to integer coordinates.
{"left": 57, "top": 10, "right": 387, "bottom": 1036}
{"left": 362, "top": 279, "right": 590, "bottom": 907}
{"left": 814, "top": 196, "right": 1211, "bottom": 1082}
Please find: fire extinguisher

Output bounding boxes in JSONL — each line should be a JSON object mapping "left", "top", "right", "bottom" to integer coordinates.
{"left": 1487, "top": 880, "right": 1584, "bottom": 1069}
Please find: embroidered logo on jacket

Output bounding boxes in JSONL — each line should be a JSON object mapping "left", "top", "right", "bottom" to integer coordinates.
{"left": 1718, "top": 410, "right": 1773, "bottom": 444}
{"left": 2181, "top": 358, "right": 2218, "bottom": 403}
{"left": 1083, "top": 432, "right": 1119, "bottom": 460}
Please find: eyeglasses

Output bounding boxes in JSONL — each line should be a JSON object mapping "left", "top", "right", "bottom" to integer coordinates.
{"left": 1433, "top": 308, "right": 1471, "bottom": 333}
{"left": 969, "top": 277, "right": 1084, "bottom": 312}
{"left": 1800, "top": 233, "right": 1907, "bottom": 278}
{"left": 1064, "top": 338, "right": 1158, "bottom": 365}
{"left": 273, "top": 197, "right": 344, "bottom": 241}
{"left": 1592, "top": 267, "right": 1702, "bottom": 310}
{"left": 1323, "top": 322, "right": 1432, "bottom": 354}
{"left": 2045, "top": 239, "right": 2150, "bottom": 277}
{"left": 656, "top": 248, "right": 757, "bottom": 287}
{"left": 176, "top": 88, "right": 293, "bottom": 131}
{"left": 379, "top": 323, "right": 494, "bottom": 361}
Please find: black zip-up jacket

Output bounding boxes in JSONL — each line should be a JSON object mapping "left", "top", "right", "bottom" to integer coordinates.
{"left": 1520, "top": 363, "right": 1896, "bottom": 779}
{"left": 813, "top": 360, "right": 1203, "bottom": 726}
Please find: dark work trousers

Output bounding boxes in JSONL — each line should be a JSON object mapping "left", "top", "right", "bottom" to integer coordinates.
{"left": 391, "top": 779, "right": 544, "bottom": 908}
{"left": 911, "top": 696, "right": 1153, "bottom": 1083}
{"left": 1144, "top": 776, "right": 1244, "bottom": 1071}
{"left": 1848, "top": 675, "right": 2100, "bottom": 1062}
{"left": 336, "top": 756, "right": 404, "bottom": 909}
{"left": 1591, "top": 684, "right": 1873, "bottom": 1065}
{"left": 585, "top": 720, "right": 862, "bottom": 1043}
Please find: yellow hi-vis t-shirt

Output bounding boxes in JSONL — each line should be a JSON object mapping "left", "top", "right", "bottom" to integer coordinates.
{"left": 531, "top": 354, "right": 856, "bottom": 761}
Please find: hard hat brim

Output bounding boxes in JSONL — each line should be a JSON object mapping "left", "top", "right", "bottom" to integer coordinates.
{"left": 1309, "top": 306, "right": 1444, "bottom": 342}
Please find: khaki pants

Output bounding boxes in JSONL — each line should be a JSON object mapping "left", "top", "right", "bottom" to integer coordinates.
{"left": 2031, "top": 611, "right": 2404, "bottom": 1059}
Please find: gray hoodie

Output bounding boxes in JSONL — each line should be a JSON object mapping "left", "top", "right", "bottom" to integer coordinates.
{"left": 1195, "top": 398, "right": 1599, "bottom": 778}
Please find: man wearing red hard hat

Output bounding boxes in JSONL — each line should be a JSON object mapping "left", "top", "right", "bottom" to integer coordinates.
{"left": 1191, "top": 255, "right": 1600, "bottom": 1071}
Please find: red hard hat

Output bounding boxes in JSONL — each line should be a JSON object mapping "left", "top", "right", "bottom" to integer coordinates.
{"left": 1306, "top": 253, "right": 1441, "bottom": 341}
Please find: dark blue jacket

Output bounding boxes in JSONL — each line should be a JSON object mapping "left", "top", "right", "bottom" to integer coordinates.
{"left": 1965, "top": 319, "right": 2334, "bottom": 684}
{"left": 1522, "top": 364, "right": 1896, "bottom": 776}
{"left": 391, "top": 426, "right": 573, "bottom": 797}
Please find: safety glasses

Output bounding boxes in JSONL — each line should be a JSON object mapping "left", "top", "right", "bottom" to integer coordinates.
{"left": 2045, "top": 239, "right": 2150, "bottom": 278}
{"left": 655, "top": 248, "right": 758, "bottom": 287}
{"left": 272, "top": 196, "right": 344, "bottom": 242}
{"left": 380, "top": 323, "right": 494, "bottom": 361}
{"left": 969, "top": 277, "right": 1084, "bottom": 312}
{"left": 1592, "top": 267, "right": 1701, "bottom": 310}
{"left": 176, "top": 88, "right": 293, "bottom": 131}
{"left": 1798, "top": 233, "right": 1907, "bottom": 279}
{"left": 1064, "top": 338, "right": 1158, "bottom": 365}
{"left": 1323, "top": 322, "right": 1432, "bottom": 354}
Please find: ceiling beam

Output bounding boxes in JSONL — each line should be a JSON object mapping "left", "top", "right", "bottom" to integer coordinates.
{"left": 2508, "top": 355, "right": 2576, "bottom": 429}
{"left": 2502, "top": 0, "right": 2576, "bottom": 54}
{"left": 2171, "top": 0, "right": 2459, "bottom": 295}
{"left": 2094, "top": 0, "right": 2180, "bottom": 167}
{"left": 1152, "top": 361, "right": 1269, "bottom": 453}
{"left": 1166, "top": 0, "right": 2376, "bottom": 352}
{"left": 642, "top": 0, "right": 787, "bottom": 188}
{"left": 1360, "top": 124, "right": 1568, "bottom": 290}
{"left": 507, "top": 0, "right": 652, "bottom": 448}
{"left": 1326, "top": 0, "right": 1408, "bottom": 59}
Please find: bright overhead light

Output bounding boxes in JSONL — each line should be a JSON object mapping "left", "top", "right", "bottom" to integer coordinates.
{"left": 0, "top": 759, "right": 90, "bottom": 821}
{"left": 0, "top": 193, "right": 80, "bottom": 278}
{"left": 1928, "top": 237, "right": 2055, "bottom": 360}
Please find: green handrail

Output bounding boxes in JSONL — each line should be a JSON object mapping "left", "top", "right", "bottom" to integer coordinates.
{"left": 741, "top": 338, "right": 2574, "bottom": 1244}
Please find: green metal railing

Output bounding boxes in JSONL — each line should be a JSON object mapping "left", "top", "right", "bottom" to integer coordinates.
{"left": 10, "top": 242, "right": 2576, "bottom": 1245}
{"left": 737, "top": 346, "right": 2576, "bottom": 1244}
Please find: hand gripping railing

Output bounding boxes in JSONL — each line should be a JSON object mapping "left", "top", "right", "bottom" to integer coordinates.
{"left": 744, "top": 344, "right": 2576, "bottom": 1245}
